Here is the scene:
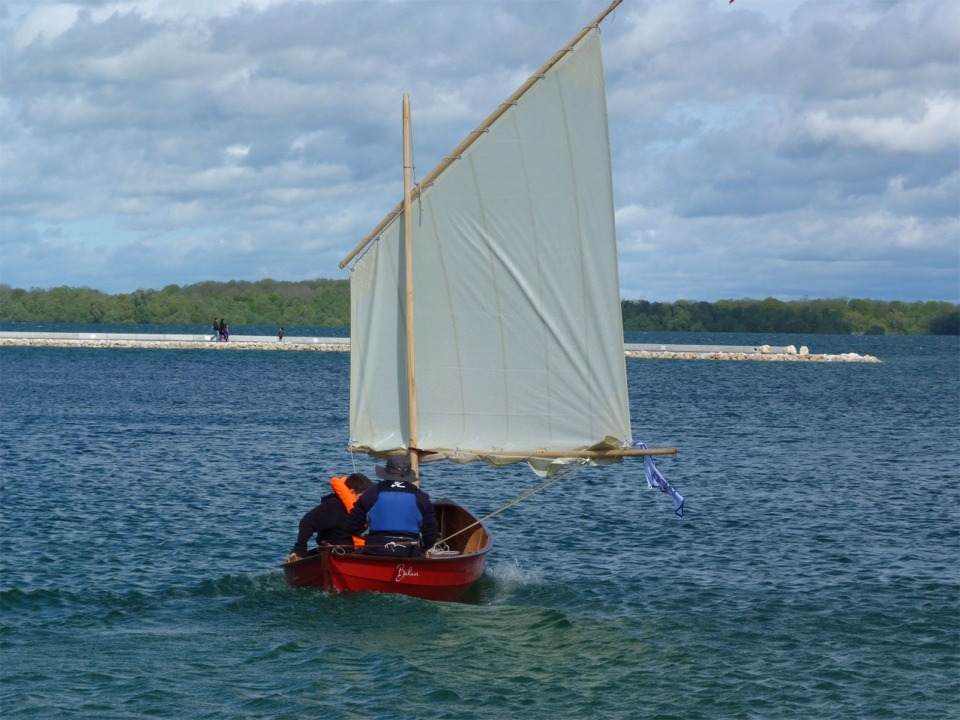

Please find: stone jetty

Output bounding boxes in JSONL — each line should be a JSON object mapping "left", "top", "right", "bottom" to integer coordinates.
{"left": 0, "top": 332, "right": 348, "bottom": 352}
{"left": 0, "top": 332, "right": 880, "bottom": 362}
{"left": 623, "top": 343, "right": 880, "bottom": 363}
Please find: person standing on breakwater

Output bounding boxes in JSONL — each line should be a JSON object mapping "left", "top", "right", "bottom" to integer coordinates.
{"left": 278, "top": 327, "right": 284, "bottom": 342}
{"left": 212, "top": 318, "right": 220, "bottom": 341}
{"left": 221, "top": 321, "right": 229, "bottom": 342}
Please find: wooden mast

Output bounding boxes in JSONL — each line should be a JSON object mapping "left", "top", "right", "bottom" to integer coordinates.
{"left": 340, "top": 0, "right": 624, "bottom": 269}
{"left": 402, "top": 93, "right": 420, "bottom": 481}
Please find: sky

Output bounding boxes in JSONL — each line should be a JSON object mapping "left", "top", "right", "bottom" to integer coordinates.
{"left": 1, "top": 0, "right": 957, "bottom": 302}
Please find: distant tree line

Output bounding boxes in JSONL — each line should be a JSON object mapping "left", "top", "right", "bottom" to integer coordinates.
{"left": 0, "top": 279, "right": 350, "bottom": 328}
{"left": 0, "top": 281, "right": 957, "bottom": 335}
{"left": 621, "top": 297, "right": 959, "bottom": 336}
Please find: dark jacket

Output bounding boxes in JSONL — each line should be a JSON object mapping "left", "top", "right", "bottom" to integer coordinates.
{"left": 343, "top": 479, "right": 439, "bottom": 548}
{"left": 291, "top": 493, "right": 353, "bottom": 556}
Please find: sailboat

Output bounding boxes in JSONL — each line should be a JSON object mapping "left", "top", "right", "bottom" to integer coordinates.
{"left": 283, "top": 0, "right": 678, "bottom": 601}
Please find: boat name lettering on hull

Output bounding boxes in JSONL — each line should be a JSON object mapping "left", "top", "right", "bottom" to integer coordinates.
{"left": 395, "top": 564, "right": 420, "bottom": 582}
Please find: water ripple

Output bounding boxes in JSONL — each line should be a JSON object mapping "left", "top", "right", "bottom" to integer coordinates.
{"left": 1, "top": 337, "right": 957, "bottom": 719}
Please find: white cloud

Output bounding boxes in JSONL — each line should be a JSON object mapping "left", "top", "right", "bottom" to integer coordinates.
{"left": 804, "top": 94, "right": 960, "bottom": 153}
{"left": 0, "top": 0, "right": 957, "bottom": 302}
{"left": 9, "top": 3, "right": 79, "bottom": 50}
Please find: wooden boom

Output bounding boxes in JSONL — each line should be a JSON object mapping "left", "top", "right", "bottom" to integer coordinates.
{"left": 349, "top": 445, "right": 678, "bottom": 460}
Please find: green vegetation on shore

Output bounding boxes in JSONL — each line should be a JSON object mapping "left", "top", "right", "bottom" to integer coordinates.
{"left": 622, "top": 297, "right": 959, "bottom": 335}
{"left": 0, "top": 280, "right": 348, "bottom": 328}
{"left": 1, "top": 280, "right": 957, "bottom": 335}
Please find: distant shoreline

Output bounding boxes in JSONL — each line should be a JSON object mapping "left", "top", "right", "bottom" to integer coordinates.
{"left": 3, "top": 281, "right": 956, "bottom": 336}
{"left": 0, "top": 333, "right": 880, "bottom": 362}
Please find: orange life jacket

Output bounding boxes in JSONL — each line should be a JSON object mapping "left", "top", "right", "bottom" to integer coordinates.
{"left": 330, "top": 476, "right": 365, "bottom": 546}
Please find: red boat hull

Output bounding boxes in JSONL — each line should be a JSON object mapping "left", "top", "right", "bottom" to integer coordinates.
{"left": 282, "top": 500, "right": 491, "bottom": 602}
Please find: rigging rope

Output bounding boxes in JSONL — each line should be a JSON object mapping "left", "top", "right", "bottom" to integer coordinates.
{"left": 436, "top": 457, "right": 588, "bottom": 546}
{"left": 345, "top": 449, "right": 589, "bottom": 547}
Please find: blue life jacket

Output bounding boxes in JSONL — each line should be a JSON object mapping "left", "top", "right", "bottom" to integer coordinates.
{"left": 367, "top": 481, "right": 423, "bottom": 536}
{"left": 368, "top": 480, "right": 423, "bottom": 537}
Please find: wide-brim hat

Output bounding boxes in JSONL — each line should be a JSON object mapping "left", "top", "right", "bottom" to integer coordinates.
{"left": 375, "top": 454, "right": 416, "bottom": 481}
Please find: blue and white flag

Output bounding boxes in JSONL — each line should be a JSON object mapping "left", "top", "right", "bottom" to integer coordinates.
{"left": 634, "top": 442, "right": 685, "bottom": 517}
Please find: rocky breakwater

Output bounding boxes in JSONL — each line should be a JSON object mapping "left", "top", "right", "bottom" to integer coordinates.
{"left": 625, "top": 344, "right": 880, "bottom": 363}
{"left": 0, "top": 337, "right": 350, "bottom": 352}
{"left": 1, "top": 335, "right": 879, "bottom": 362}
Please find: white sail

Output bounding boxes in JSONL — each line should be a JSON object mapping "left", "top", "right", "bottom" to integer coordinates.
{"left": 349, "top": 28, "right": 632, "bottom": 474}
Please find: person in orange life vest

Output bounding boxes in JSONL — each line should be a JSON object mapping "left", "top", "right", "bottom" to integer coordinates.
{"left": 330, "top": 475, "right": 368, "bottom": 548}
{"left": 287, "top": 473, "right": 373, "bottom": 562}
{"left": 343, "top": 454, "right": 439, "bottom": 558}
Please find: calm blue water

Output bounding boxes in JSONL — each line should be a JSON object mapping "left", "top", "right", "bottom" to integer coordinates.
{"left": 1, "top": 330, "right": 958, "bottom": 719}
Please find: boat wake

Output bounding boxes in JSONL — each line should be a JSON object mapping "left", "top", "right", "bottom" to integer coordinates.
{"left": 488, "top": 558, "right": 546, "bottom": 588}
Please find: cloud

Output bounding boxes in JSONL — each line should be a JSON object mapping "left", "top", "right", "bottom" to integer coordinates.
{"left": 0, "top": 0, "right": 957, "bottom": 302}
{"left": 803, "top": 94, "right": 960, "bottom": 153}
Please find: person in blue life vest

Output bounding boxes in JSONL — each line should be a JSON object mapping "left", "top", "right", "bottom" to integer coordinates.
{"left": 343, "top": 454, "right": 439, "bottom": 557}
